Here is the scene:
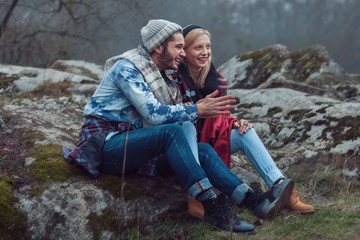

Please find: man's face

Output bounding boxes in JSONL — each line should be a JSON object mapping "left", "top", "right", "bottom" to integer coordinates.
{"left": 159, "top": 32, "right": 186, "bottom": 71}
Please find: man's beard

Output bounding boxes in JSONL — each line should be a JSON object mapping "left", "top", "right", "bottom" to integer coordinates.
{"left": 158, "top": 49, "right": 175, "bottom": 70}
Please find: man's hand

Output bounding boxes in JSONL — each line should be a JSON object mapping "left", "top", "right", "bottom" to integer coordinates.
{"left": 197, "top": 90, "right": 236, "bottom": 118}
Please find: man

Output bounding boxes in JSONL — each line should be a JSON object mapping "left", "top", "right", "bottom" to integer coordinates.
{"left": 63, "top": 19, "right": 294, "bottom": 234}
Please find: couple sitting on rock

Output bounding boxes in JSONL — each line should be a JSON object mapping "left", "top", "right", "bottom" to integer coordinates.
{"left": 63, "top": 19, "right": 314, "bottom": 234}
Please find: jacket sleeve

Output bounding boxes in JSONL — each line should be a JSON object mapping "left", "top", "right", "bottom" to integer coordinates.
{"left": 113, "top": 59, "right": 198, "bottom": 125}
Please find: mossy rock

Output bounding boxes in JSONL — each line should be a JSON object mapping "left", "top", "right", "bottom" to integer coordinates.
{"left": 31, "top": 81, "right": 74, "bottom": 98}
{"left": 285, "top": 109, "right": 312, "bottom": 121}
{"left": 0, "top": 73, "right": 20, "bottom": 89}
{"left": 267, "top": 107, "right": 283, "bottom": 117}
{"left": 318, "top": 116, "right": 360, "bottom": 144}
{"left": 232, "top": 45, "right": 289, "bottom": 89}
{"left": 87, "top": 207, "right": 131, "bottom": 239}
{"left": 0, "top": 175, "right": 27, "bottom": 239}
{"left": 95, "top": 174, "right": 144, "bottom": 201}
{"left": 289, "top": 45, "right": 329, "bottom": 82}
{"left": 22, "top": 132, "right": 45, "bottom": 148}
{"left": 29, "top": 144, "right": 84, "bottom": 184}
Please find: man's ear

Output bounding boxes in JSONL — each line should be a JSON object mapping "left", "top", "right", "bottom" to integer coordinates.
{"left": 153, "top": 44, "right": 163, "bottom": 54}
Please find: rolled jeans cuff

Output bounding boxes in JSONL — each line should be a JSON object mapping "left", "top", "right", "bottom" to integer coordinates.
{"left": 188, "top": 178, "right": 212, "bottom": 199}
{"left": 230, "top": 183, "right": 252, "bottom": 205}
{"left": 266, "top": 168, "right": 285, "bottom": 188}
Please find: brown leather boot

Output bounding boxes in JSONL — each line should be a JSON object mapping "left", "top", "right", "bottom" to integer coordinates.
{"left": 286, "top": 189, "right": 315, "bottom": 214}
{"left": 187, "top": 197, "right": 204, "bottom": 219}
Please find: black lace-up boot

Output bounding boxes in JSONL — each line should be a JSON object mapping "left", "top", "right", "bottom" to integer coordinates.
{"left": 201, "top": 193, "right": 256, "bottom": 234}
{"left": 242, "top": 179, "right": 294, "bottom": 219}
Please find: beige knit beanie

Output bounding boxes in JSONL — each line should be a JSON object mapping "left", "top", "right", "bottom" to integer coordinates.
{"left": 141, "top": 19, "right": 182, "bottom": 53}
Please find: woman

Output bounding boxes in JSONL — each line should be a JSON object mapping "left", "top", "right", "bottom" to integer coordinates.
{"left": 174, "top": 24, "right": 315, "bottom": 218}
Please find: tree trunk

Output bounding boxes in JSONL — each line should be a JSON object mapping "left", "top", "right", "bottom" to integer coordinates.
{"left": 0, "top": 0, "right": 19, "bottom": 39}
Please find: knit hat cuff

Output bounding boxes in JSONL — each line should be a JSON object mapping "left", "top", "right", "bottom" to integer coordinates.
{"left": 141, "top": 20, "right": 182, "bottom": 52}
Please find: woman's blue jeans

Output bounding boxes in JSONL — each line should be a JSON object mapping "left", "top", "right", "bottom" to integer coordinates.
{"left": 181, "top": 122, "right": 284, "bottom": 188}
{"left": 101, "top": 123, "right": 251, "bottom": 204}
{"left": 230, "top": 128, "right": 285, "bottom": 187}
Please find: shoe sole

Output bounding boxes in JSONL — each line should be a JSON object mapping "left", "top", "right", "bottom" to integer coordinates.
{"left": 187, "top": 210, "right": 204, "bottom": 220}
{"left": 202, "top": 211, "right": 256, "bottom": 234}
{"left": 261, "top": 179, "right": 294, "bottom": 219}
{"left": 211, "top": 224, "right": 256, "bottom": 235}
{"left": 299, "top": 210, "right": 316, "bottom": 214}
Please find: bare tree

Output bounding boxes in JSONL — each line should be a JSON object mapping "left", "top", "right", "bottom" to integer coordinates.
{"left": 0, "top": 0, "right": 18, "bottom": 39}
{"left": 0, "top": 0, "right": 150, "bottom": 67}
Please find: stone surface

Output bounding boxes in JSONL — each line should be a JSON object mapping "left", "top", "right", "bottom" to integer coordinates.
{"left": 1, "top": 44, "right": 360, "bottom": 239}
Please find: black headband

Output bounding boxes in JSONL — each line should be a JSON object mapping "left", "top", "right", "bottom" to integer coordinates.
{"left": 182, "top": 24, "right": 204, "bottom": 37}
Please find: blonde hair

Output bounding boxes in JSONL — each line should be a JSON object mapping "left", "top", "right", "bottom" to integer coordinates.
{"left": 184, "top": 28, "right": 212, "bottom": 88}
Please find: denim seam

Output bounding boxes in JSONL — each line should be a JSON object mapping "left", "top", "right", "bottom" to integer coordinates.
{"left": 231, "top": 183, "right": 251, "bottom": 205}
{"left": 188, "top": 178, "right": 212, "bottom": 199}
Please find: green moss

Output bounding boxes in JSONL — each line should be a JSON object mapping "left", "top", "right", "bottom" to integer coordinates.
{"left": 30, "top": 159, "right": 74, "bottom": 183}
{"left": 320, "top": 116, "right": 360, "bottom": 144}
{"left": 234, "top": 45, "right": 289, "bottom": 89}
{"left": 288, "top": 46, "right": 328, "bottom": 82}
{"left": 239, "top": 46, "right": 274, "bottom": 62}
{"left": 31, "top": 81, "right": 74, "bottom": 98}
{"left": 29, "top": 144, "right": 84, "bottom": 184}
{"left": 302, "top": 61, "right": 319, "bottom": 70}
{"left": 22, "top": 132, "right": 45, "bottom": 148}
{"left": 0, "top": 73, "right": 20, "bottom": 89}
{"left": 0, "top": 175, "right": 27, "bottom": 239}
{"left": 32, "top": 144, "right": 63, "bottom": 161}
{"left": 285, "top": 109, "right": 311, "bottom": 121}
{"left": 281, "top": 72, "right": 293, "bottom": 79}
{"left": 263, "top": 61, "right": 282, "bottom": 74}
{"left": 87, "top": 207, "right": 127, "bottom": 239}
{"left": 267, "top": 107, "right": 283, "bottom": 117}
{"left": 95, "top": 174, "right": 144, "bottom": 201}
{"left": 4, "top": 92, "right": 14, "bottom": 98}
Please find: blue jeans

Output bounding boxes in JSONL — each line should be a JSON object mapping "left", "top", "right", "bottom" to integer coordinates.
{"left": 182, "top": 121, "right": 199, "bottom": 165}
{"left": 101, "top": 123, "right": 251, "bottom": 204}
{"left": 230, "top": 128, "right": 284, "bottom": 187}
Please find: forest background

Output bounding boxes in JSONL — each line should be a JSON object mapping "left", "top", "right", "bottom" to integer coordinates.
{"left": 1, "top": 0, "right": 359, "bottom": 74}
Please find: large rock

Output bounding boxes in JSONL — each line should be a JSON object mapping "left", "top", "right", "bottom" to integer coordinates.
{"left": 219, "top": 44, "right": 360, "bottom": 102}
{"left": 1, "top": 44, "right": 359, "bottom": 239}
{"left": 218, "top": 44, "right": 360, "bottom": 178}
{"left": 13, "top": 174, "right": 187, "bottom": 240}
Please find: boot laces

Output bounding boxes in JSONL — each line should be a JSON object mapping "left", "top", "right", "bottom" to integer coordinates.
{"left": 206, "top": 194, "right": 234, "bottom": 220}
{"left": 245, "top": 190, "right": 270, "bottom": 210}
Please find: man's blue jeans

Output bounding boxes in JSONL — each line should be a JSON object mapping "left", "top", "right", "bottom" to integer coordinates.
{"left": 101, "top": 123, "right": 251, "bottom": 205}
{"left": 230, "top": 128, "right": 285, "bottom": 188}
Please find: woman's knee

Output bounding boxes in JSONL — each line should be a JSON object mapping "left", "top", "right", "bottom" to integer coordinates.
{"left": 182, "top": 121, "right": 196, "bottom": 130}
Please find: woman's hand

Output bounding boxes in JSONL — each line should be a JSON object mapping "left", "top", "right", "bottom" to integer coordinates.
{"left": 233, "top": 119, "right": 253, "bottom": 135}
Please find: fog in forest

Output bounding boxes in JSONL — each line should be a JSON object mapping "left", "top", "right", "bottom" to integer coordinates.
{"left": 1, "top": 0, "right": 359, "bottom": 73}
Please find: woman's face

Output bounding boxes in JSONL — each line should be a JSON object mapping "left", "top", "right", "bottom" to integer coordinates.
{"left": 185, "top": 33, "right": 211, "bottom": 69}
